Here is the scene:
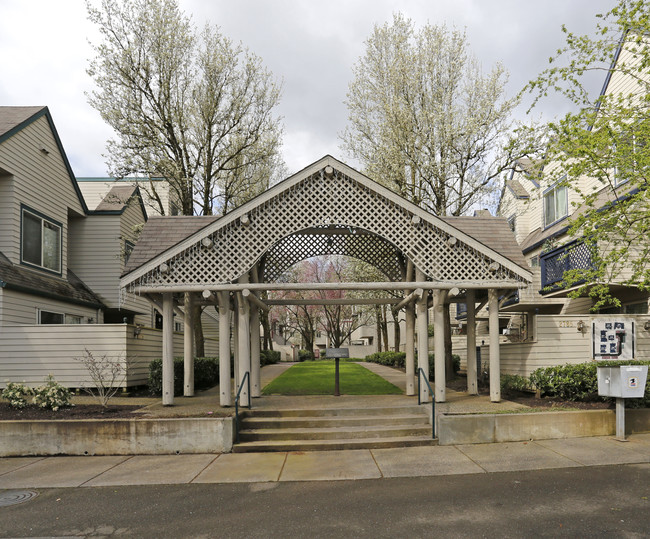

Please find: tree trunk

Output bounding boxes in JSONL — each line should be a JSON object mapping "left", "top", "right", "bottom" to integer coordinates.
{"left": 261, "top": 311, "right": 273, "bottom": 351}
{"left": 192, "top": 303, "right": 205, "bottom": 357}
{"left": 375, "top": 306, "right": 383, "bottom": 352}
{"left": 381, "top": 304, "right": 389, "bottom": 353}
{"left": 391, "top": 306, "right": 401, "bottom": 352}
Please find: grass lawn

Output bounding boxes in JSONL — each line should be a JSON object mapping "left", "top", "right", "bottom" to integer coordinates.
{"left": 261, "top": 360, "right": 403, "bottom": 396}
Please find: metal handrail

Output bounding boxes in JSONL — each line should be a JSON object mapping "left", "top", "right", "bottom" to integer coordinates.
{"left": 417, "top": 367, "right": 436, "bottom": 439}
{"left": 234, "top": 371, "right": 251, "bottom": 444}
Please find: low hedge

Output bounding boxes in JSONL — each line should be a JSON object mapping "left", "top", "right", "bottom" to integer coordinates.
{"left": 363, "top": 351, "right": 461, "bottom": 381}
{"left": 298, "top": 349, "right": 314, "bottom": 362}
{"left": 260, "top": 350, "right": 281, "bottom": 366}
{"left": 529, "top": 360, "right": 650, "bottom": 407}
{"left": 148, "top": 357, "right": 219, "bottom": 396}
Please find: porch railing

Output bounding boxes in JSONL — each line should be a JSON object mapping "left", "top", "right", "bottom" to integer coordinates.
{"left": 234, "top": 371, "right": 251, "bottom": 444}
{"left": 417, "top": 368, "right": 436, "bottom": 439}
{"left": 540, "top": 240, "right": 595, "bottom": 291}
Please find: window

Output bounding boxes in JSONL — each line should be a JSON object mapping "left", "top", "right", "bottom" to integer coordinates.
{"left": 543, "top": 183, "right": 568, "bottom": 227}
{"left": 21, "top": 207, "right": 61, "bottom": 273}
{"left": 38, "top": 310, "right": 83, "bottom": 324}
{"left": 529, "top": 255, "right": 540, "bottom": 268}
{"left": 39, "top": 310, "right": 64, "bottom": 324}
{"left": 124, "top": 240, "right": 135, "bottom": 263}
{"left": 507, "top": 215, "right": 516, "bottom": 234}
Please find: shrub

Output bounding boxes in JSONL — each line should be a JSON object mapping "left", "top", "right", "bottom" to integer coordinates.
{"left": 260, "top": 350, "right": 281, "bottom": 366}
{"left": 530, "top": 360, "right": 650, "bottom": 407}
{"left": 74, "top": 348, "right": 131, "bottom": 409}
{"left": 148, "top": 357, "right": 219, "bottom": 396}
{"left": 364, "top": 351, "right": 461, "bottom": 381}
{"left": 2, "top": 381, "right": 33, "bottom": 409}
{"left": 500, "top": 374, "right": 533, "bottom": 394}
{"left": 298, "top": 349, "right": 314, "bottom": 362}
{"left": 32, "top": 375, "right": 73, "bottom": 411}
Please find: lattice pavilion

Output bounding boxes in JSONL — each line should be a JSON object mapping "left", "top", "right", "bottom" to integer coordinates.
{"left": 120, "top": 156, "right": 532, "bottom": 407}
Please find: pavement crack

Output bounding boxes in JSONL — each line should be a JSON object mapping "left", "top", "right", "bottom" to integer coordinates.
{"left": 369, "top": 449, "right": 384, "bottom": 478}
{"left": 79, "top": 455, "right": 134, "bottom": 487}
{"left": 276, "top": 452, "right": 288, "bottom": 481}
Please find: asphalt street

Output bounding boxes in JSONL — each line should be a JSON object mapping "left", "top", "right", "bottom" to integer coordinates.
{"left": 1, "top": 463, "right": 648, "bottom": 538}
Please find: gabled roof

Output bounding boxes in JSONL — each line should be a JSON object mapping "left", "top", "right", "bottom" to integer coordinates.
{"left": 86, "top": 184, "right": 149, "bottom": 221}
{"left": 123, "top": 216, "right": 219, "bottom": 276}
{"left": 0, "top": 106, "right": 89, "bottom": 214}
{"left": 122, "top": 156, "right": 532, "bottom": 287}
{"left": 505, "top": 179, "right": 530, "bottom": 199}
{"left": 0, "top": 252, "right": 104, "bottom": 309}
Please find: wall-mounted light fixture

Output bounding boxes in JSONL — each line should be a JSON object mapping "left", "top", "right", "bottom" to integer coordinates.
{"left": 644, "top": 320, "right": 650, "bottom": 331}
{"left": 134, "top": 324, "right": 142, "bottom": 338}
{"left": 40, "top": 147, "right": 49, "bottom": 155}
{"left": 576, "top": 320, "right": 586, "bottom": 332}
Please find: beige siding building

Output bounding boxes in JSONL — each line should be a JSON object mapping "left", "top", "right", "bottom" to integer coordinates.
{"left": 0, "top": 106, "right": 216, "bottom": 389}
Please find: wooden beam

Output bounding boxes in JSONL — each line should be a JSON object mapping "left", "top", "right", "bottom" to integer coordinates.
{"left": 132, "top": 280, "right": 525, "bottom": 294}
{"left": 394, "top": 288, "right": 423, "bottom": 311}
{"left": 265, "top": 297, "right": 401, "bottom": 306}
{"left": 242, "top": 289, "right": 270, "bottom": 312}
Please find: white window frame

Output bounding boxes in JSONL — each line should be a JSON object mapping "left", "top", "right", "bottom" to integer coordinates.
{"left": 21, "top": 206, "right": 62, "bottom": 274}
{"left": 543, "top": 182, "right": 568, "bottom": 228}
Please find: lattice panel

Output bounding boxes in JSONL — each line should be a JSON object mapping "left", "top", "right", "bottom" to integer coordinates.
{"left": 128, "top": 167, "right": 528, "bottom": 290}
{"left": 262, "top": 230, "right": 404, "bottom": 282}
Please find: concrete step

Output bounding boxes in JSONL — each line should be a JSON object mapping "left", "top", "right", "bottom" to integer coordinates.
{"left": 240, "top": 405, "right": 425, "bottom": 418}
{"left": 239, "top": 425, "right": 432, "bottom": 442}
{"left": 240, "top": 414, "right": 429, "bottom": 429}
{"left": 232, "top": 436, "right": 438, "bottom": 453}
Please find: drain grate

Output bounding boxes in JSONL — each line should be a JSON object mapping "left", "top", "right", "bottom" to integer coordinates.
{"left": 0, "top": 490, "right": 39, "bottom": 507}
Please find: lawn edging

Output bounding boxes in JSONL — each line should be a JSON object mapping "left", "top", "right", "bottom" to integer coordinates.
{"left": 437, "top": 408, "right": 650, "bottom": 445}
{"left": 0, "top": 417, "right": 234, "bottom": 456}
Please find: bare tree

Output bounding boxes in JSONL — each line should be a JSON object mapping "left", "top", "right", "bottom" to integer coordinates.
{"left": 86, "top": 0, "right": 284, "bottom": 217}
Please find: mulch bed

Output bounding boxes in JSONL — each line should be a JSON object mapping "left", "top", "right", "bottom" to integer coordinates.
{"left": 0, "top": 403, "right": 144, "bottom": 420}
{"left": 447, "top": 375, "right": 614, "bottom": 410}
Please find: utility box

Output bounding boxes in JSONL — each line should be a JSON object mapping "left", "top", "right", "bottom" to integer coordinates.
{"left": 597, "top": 365, "right": 648, "bottom": 398}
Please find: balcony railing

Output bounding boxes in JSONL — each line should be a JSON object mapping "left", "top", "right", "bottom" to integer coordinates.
{"left": 540, "top": 240, "right": 595, "bottom": 292}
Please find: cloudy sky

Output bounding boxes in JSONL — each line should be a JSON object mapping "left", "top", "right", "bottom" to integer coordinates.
{"left": 0, "top": 0, "right": 615, "bottom": 177}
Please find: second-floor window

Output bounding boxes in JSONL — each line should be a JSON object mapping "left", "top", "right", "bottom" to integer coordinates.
{"left": 21, "top": 206, "right": 61, "bottom": 273}
{"left": 543, "top": 183, "right": 568, "bottom": 228}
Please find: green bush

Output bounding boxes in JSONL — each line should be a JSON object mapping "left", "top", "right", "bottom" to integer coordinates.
{"left": 32, "top": 375, "right": 73, "bottom": 411}
{"left": 148, "top": 357, "right": 219, "bottom": 396}
{"left": 298, "top": 349, "right": 314, "bottom": 362}
{"left": 260, "top": 350, "right": 281, "bottom": 366}
{"left": 529, "top": 360, "right": 650, "bottom": 407}
{"left": 2, "top": 381, "right": 33, "bottom": 409}
{"left": 364, "top": 351, "right": 461, "bottom": 381}
{"left": 500, "top": 373, "right": 533, "bottom": 394}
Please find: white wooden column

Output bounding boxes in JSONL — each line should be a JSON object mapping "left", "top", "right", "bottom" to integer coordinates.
{"left": 433, "top": 289, "right": 447, "bottom": 403}
{"left": 415, "top": 269, "right": 429, "bottom": 402}
{"left": 405, "top": 303, "right": 415, "bottom": 396}
{"left": 183, "top": 292, "right": 194, "bottom": 397}
{"left": 232, "top": 295, "right": 240, "bottom": 390}
{"left": 465, "top": 289, "right": 478, "bottom": 395}
{"left": 217, "top": 292, "right": 232, "bottom": 407}
{"left": 162, "top": 292, "right": 175, "bottom": 406}
{"left": 250, "top": 301, "right": 261, "bottom": 398}
{"left": 488, "top": 288, "right": 501, "bottom": 402}
{"left": 237, "top": 291, "right": 251, "bottom": 407}
{"left": 404, "top": 260, "right": 415, "bottom": 396}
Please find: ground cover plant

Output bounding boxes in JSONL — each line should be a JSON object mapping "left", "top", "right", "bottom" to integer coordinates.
{"left": 261, "top": 360, "right": 403, "bottom": 395}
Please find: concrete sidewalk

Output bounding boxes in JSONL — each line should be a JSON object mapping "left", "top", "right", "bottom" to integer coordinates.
{"left": 0, "top": 434, "right": 648, "bottom": 488}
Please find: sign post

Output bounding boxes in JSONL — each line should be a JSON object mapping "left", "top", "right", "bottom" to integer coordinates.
{"left": 326, "top": 348, "right": 349, "bottom": 397}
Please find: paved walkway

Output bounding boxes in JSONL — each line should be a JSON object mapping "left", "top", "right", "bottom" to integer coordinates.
{"left": 0, "top": 434, "right": 648, "bottom": 488}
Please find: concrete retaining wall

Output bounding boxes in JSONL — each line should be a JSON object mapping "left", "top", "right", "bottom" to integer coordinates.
{"left": 437, "top": 409, "right": 650, "bottom": 445}
{"left": 0, "top": 417, "right": 234, "bottom": 456}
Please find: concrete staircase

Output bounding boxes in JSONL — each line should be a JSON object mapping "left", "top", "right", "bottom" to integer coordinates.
{"left": 233, "top": 404, "right": 436, "bottom": 452}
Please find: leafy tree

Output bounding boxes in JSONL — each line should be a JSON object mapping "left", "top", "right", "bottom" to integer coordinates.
{"left": 525, "top": 0, "right": 650, "bottom": 309}
{"left": 343, "top": 12, "right": 534, "bottom": 216}
{"left": 86, "top": 0, "right": 284, "bottom": 217}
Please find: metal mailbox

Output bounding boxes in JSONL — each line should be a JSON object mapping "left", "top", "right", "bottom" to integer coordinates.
{"left": 597, "top": 365, "right": 648, "bottom": 398}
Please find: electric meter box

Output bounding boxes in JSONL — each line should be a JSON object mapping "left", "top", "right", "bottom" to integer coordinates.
{"left": 597, "top": 365, "right": 648, "bottom": 398}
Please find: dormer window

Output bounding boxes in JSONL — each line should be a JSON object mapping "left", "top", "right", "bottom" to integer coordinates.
{"left": 21, "top": 206, "right": 61, "bottom": 274}
{"left": 543, "top": 182, "right": 568, "bottom": 228}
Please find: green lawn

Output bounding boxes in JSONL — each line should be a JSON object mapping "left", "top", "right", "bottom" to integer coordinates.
{"left": 261, "top": 360, "right": 403, "bottom": 396}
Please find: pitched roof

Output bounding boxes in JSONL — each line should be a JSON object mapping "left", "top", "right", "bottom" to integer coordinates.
{"left": 0, "top": 106, "right": 45, "bottom": 140}
{"left": 122, "top": 216, "right": 219, "bottom": 276}
{"left": 0, "top": 252, "right": 104, "bottom": 308}
{"left": 505, "top": 179, "right": 530, "bottom": 199}
{"left": 94, "top": 185, "right": 138, "bottom": 211}
{"left": 440, "top": 216, "right": 529, "bottom": 271}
